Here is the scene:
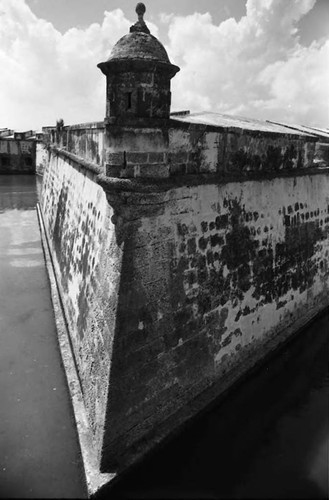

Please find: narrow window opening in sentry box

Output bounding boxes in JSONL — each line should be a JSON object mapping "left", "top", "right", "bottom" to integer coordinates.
{"left": 127, "top": 92, "right": 132, "bottom": 110}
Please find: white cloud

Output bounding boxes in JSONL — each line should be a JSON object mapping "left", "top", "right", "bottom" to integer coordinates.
{"left": 168, "top": 0, "right": 329, "bottom": 127}
{"left": 0, "top": 0, "right": 158, "bottom": 130}
{"left": 159, "top": 12, "right": 174, "bottom": 24}
{"left": 0, "top": 0, "right": 328, "bottom": 130}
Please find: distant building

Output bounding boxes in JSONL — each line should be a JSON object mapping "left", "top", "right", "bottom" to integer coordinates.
{"left": 0, "top": 128, "right": 44, "bottom": 174}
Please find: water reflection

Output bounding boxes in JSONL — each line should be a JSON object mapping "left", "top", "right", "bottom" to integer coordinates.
{"left": 0, "top": 175, "right": 37, "bottom": 211}
{"left": 0, "top": 175, "right": 87, "bottom": 498}
{"left": 104, "top": 312, "right": 328, "bottom": 499}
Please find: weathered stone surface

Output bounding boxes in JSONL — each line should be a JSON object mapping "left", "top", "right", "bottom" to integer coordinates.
{"left": 97, "top": 172, "right": 329, "bottom": 470}
{"left": 38, "top": 111, "right": 329, "bottom": 485}
{"left": 36, "top": 142, "right": 49, "bottom": 175}
{"left": 40, "top": 154, "right": 123, "bottom": 462}
{"left": 126, "top": 151, "right": 149, "bottom": 164}
{"left": 106, "top": 32, "right": 170, "bottom": 64}
{"left": 106, "top": 151, "right": 125, "bottom": 165}
{"left": 54, "top": 122, "right": 105, "bottom": 169}
{"left": 167, "top": 121, "right": 317, "bottom": 177}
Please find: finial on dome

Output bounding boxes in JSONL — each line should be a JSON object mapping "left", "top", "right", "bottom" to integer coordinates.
{"left": 136, "top": 3, "right": 146, "bottom": 17}
{"left": 130, "top": 2, "right": 150, "bottom": 34}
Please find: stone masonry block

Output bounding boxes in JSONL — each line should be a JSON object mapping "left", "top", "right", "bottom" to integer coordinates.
{"left": 106, "top": 164, "right": 121, "bottom": 177}
{"left": 148, "top": 152, "right": 165, "bottom": 164}
{"left": 186, "top": 162, "right": 199, "bottom": 174}
{"left": 126, "top": 152, "right": 149, "bottom": 165}
{"left": 122, "top": 165, "right": 135, "bottom": 177}
{"left": 170, "top": 164, "right": 186, "bottom": 176}
{"left": 134, "top": 164, "right": 170, "bottom": 178}
{"left": 169, "top": 151, "right": 188, "bottom": 164}
{"left": 106, "top": 151, "right": 125, "bottom": 164}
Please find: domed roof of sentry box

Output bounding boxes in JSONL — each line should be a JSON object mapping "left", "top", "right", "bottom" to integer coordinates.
{"left": 108, "top": 32, "right": 171, "bottom": 64}
{"left": 98, "top": 3, "right": 179, "bottom": 74}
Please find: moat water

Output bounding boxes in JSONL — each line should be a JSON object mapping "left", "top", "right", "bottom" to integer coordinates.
{"left": 0, "top": 176, "right": 87, "bottom": 498}
{"left": 1, "top": 176, "right": 328, "bottom": 499}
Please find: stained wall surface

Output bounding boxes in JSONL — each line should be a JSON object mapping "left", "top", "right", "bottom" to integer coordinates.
{"left": 38, "top": 118, "right": 329, "bottom": 476}
{"left": 167, "top": 116, "right": 316, "bottom": 176}
{"left": 40, "top": 153, "right": 123, "bottom": 461}
{"left": 62, "top": 123, "right": 105, "bottom": 168}
{"left": 100, "top": 171, "right": 329, "bottom": 468}
{"left": 36, "top": 142, "right": 49, "bottom": 175}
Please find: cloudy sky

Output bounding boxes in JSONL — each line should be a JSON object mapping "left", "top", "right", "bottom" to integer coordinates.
{"left": 0, "top": 0, "right": 328, "bottom": 131}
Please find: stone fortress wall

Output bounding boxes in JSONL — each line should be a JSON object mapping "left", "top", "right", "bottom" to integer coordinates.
{"left": 37, "top": 2, "right": 329, "bottom": 494}
{"left": 39, "top": 113, "right": 329, "bottom": 476}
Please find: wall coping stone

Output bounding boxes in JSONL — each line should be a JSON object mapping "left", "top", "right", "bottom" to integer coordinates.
{"left": 50, "top": 145, "right": 103, "bottom": 176}
{"left": 50, "top": 145, "right": 329, "bottom": 195}
{"left": 169, "top": 118, "right": 319, "bottom": 141}
{"left": 44, "top": 112, "right": 322, "bottom": 144}
{"left": 102, "top": 118, "right": 319, "bottom": 141}
{"left": 97, "top": 166, "right": 329, "bottom": 194}
{"left": 46, "top": 118, "right": 320, "bottom": 143}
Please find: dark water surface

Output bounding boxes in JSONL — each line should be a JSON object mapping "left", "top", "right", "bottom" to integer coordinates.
{"left": 105, "top": 298, "right": 329, "bottom": 497}
{"left": 0, "top": 176, "right": 87, "bottom": 498}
